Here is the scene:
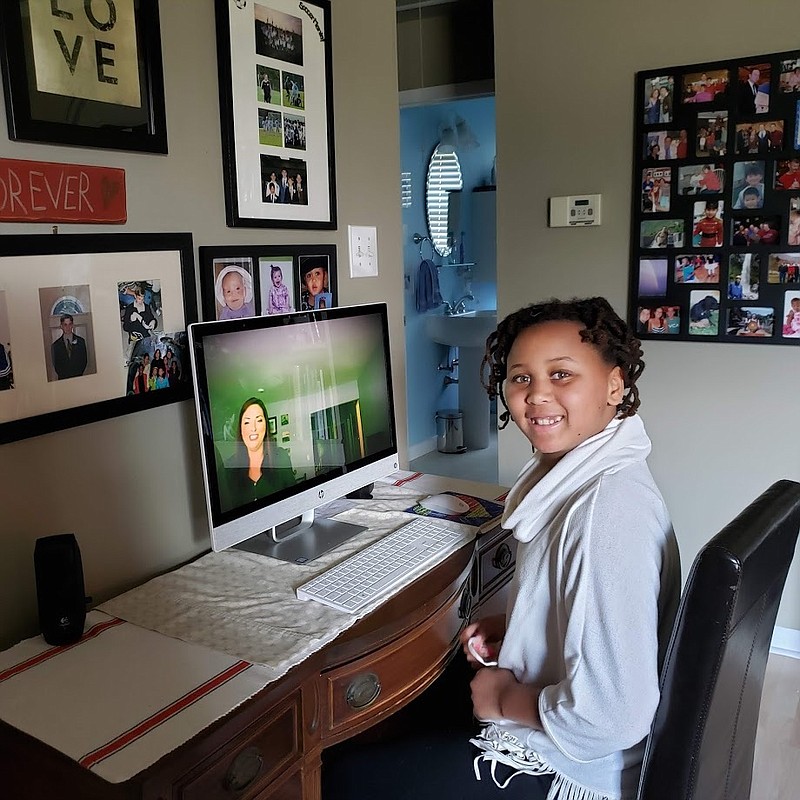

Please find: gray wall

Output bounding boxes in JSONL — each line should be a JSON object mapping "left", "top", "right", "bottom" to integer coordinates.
{"left": 0, "top": 0, "right": 405, "bottom": 650}
{"left": 494, "top": 0, "right": 800, "bottom": 630}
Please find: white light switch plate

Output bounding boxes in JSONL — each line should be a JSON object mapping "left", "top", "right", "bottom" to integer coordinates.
{"left": 349, "top": 225, "right": 378, "bottom": 277}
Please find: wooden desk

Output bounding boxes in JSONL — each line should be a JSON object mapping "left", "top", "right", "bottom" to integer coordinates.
{"left": 0, "top": 485, "right": 515, "bottom": 800}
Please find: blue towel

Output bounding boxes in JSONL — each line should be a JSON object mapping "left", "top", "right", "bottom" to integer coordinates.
{"left": 414, "top": 258, "right": 442, "bottom": 312}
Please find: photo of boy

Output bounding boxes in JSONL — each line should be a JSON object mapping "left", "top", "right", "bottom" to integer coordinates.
{"left": 732, "top": 162, "right": 765, "bottom": 209}
{"left": 767, "top": 253, "right": 800, "bottom": 284}
{"left": 696, "top": 112, "right": 727, "bottom": 156}
{"left": 782, "top": 292, "right": 800, "bottom": 338}
{"left": 282, "top": 71, "right": 305, "bottom": 109}
{"left": 258, "top": 108, "right": 283, "bottom": 147}
{"left": 726, "top": 307, "right": 773, "bottom": 337}
{"left": 641, "top": 167, "right": 671, "bottom": 212}
{"left": 677, "top": 163, "right": 724, "bottom": 195}
{"left": 775, "top": 158, "right": 800, "bottom": 191}
{"left": 256, "top": 65, "right": 280, "bottom": 104}
{"left": 213, "top": 259, "right": 256, "bottom": 321}
{"left": 298, "top": 256, "right": 332, "bottom": 311}
{"left": 737, "top": 64, "right": 771, "bottom": 116}
{"left": 790, "top": 201, "right": 800, "bottom": 246}
{"left": 643, "top": 75, "right": 674, "bottom": 124}
{"left": 640, "top": 219, "right": 683, "bottom": 249}
{"left": 727, "top": 253, "right": 759, "bottom": 300}
{"left": 682, "top": 70, "right": 728, "bottom": 103}
{"left": 688, "top": 291, "right": 720, "bottom": 335}
{"left": 692, "top": 200, "right": 724, "bottom": 247}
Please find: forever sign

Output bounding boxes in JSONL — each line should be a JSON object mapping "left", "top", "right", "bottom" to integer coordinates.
{"left": 28, "top": 0, "right": 141, "bottom": 108}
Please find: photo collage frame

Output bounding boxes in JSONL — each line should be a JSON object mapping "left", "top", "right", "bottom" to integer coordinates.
{"left": 630, "top": 49, "right": 800, "bottom": 344}
{"left": 198, "top": 244, "right": 337, "bottom": 322}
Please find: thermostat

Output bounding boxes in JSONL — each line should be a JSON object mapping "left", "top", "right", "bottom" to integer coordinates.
{"left": 549, "top": 194, "right": 602, "bottom": 227}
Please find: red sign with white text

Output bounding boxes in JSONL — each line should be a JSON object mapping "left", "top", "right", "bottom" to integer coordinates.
{"left": 0, "top": 158, "right": 126, "bottom": 223}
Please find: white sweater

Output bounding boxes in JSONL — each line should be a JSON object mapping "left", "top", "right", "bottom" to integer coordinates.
{"left": 472, "top": 415, "right": 681, "bottom": 800}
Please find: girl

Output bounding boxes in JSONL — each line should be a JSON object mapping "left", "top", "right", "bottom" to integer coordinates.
{"left": 267, "top": 264, "right": 293, "bottom": 315}
{"left": 324, "top": 297, "right": 681, "bottom": 800}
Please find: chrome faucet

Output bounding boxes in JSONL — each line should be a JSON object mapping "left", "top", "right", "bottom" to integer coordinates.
{"left": 443, "top": 292, "right": 475, "bottom": 315}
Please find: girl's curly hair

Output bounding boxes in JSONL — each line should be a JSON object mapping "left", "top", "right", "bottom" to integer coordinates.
{"left": 481, "top": 297, "right": 645, "bottom": 429}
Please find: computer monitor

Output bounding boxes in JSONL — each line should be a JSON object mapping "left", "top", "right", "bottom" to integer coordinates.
{"left": 188, "top": 303, "right": 399, "bottom": 563}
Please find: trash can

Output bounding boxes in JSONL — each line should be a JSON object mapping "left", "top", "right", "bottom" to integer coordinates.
{"left": 435, "top": 409, "right": 466, "bottom": 454}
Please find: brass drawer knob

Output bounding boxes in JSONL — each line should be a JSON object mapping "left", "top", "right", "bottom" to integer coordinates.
{"left": 346, "top": 672, "right": 381, "bottom": 709}
{"left": 223, "top": 746, "right": 263, "bottom": 792}
{"left": 492, "top": 543, "right": 512, "bottom": 570}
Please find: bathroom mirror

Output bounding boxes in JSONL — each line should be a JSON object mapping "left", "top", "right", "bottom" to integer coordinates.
{"left": 425, "top": 143, "right": 463, "bottom": 258}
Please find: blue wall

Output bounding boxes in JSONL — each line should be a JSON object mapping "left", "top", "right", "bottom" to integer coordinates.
{"left": 400, "top": 96, "right": 496, "bottom": 453}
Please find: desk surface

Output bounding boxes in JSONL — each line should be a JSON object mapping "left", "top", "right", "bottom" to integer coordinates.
{"left": 0, "top": 471, "right": 510, "bottom": 800}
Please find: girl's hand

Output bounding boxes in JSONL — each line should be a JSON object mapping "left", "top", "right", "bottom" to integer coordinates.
{"left": 470, "top": 667, "right": 516, "bottom": 721}
{"left": 460, "top": 614, "right": 505, "bottom": 666}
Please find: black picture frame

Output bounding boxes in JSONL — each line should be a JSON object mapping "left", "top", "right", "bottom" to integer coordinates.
{"left": 630, "top": 48, "right": 800, "bottom": 345}
{"left": 214, "top": 0, "right": 337, "bottom": 228}
{"left": 0, "top": 233, "right": 196, "bottom": 445}
{"left": 0, "top": 0, "right": 167, "bottom": 153}
{"left": 198, "top": 244, "right": 338, "bottom": 320}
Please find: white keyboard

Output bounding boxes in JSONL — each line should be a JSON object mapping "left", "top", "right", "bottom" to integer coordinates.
{"left": 296, "top": 517, "right": 473, "bottom": 614}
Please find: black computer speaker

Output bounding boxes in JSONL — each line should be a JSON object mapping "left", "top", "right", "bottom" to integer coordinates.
{"left": 34, "top": 533, "right": 89, "bottom": 646}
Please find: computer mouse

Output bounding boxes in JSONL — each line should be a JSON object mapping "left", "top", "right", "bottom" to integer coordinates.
{"left": 418, "top": 493, "right": 470, "bottom": 515}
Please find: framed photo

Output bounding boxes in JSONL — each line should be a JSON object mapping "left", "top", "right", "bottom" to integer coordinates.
{"left": 214, "top": 0, "right": 336, "bottom": 228}
{"left": 0, "top": 0, "right": 167, "bottom": 153}
{"left": 268, "top": 416, "right": 277, "bottom": 436}
{"left": 0, "top": 233, "right": 196, "bottom": 444}
{"left": 198, "top": 244, "right": 337, "bottom": 320}
{"left": 630, "top": 48, "right": 800, "bottom": 346}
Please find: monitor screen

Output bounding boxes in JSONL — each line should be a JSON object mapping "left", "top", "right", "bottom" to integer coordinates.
{"left": 188, "top": 303, "right": 398, "bottom": 562}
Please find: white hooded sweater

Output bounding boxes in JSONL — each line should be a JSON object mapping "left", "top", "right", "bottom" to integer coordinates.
{"left": 472, "top": 415, "right": 681, "bottom": 800}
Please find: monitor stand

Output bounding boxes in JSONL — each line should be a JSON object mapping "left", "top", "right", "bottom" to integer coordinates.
{"left": 234, "top": 509, "right": 366, "bottom": 564}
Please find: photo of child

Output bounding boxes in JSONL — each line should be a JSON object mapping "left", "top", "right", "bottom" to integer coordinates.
{"left": 674, "top": 254, "right": 720, "bottom": 284}
{"left": 726, "top": 307, "right": 773, "bottom": 337}
{"left": 298, "top": 255, "right": 332, "bottom": 311}
{"left": 637, "top": 258, "right": 668, "bottom": 296}
{"left": 688, "top": 291, "right": 720, "bottom": 336}
{"left": 258, "top": 108, "right": 283, "bottom": 147}
{"left": 118, "top": 280, "right": 162, "bottom": 364}
{"left": 727, "top": 253, "right": 759, "bottom": 300}
{"left": 259, "top": 257, "right": 295, "bottom": 315}
{"left": 782, "top": 292, "right": 800, "bottom": 338}
{"left": 641, "top": 167, "right": 671, "bottom": 212}
{"left": 682, "top": 70, "right": 729, "bottom": 103}
{"left": 213, "top": 259, "right": 255, "bottom": 321}
{"left": 767, "top": 253, "right": 800, "bottom": 284}
{"left": 731, "top": 162, "right": 765, "bottom": 209}
{"left": 643, "top": 75, "right": 674, "bottom": 124}
{"left": 640, "top": 220, "right": 683, "bottom": 249}
{"left": 696, "top": 112, "right": 727, "bottom": 156}
{"left": 790, "top": 201, "right": 800, "bottom": 246}
{"left": 256, "top": 64, "right": 280, "bottom": 104}
{"left": 677, "top": 163, "right": 724, "bottom": 195}
{"left": 692, "top": 200, "right": 724, "bottom": 247}
{"left": 775, "top": 158, "right": 800, "bottom": 191}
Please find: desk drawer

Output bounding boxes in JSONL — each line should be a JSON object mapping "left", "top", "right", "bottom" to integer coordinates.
{"left": 176, "top": 692, "right": 301, "bottom": 800}
{"left": 477, "top": 528, "right": 517, "bottom": 597}
{"left": 321, "top": 585, "right": 465, "bottom": 740}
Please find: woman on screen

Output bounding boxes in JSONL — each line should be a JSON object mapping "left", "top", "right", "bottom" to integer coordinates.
{"left": 222, "top": 397, "right": 297, "bottom": 509}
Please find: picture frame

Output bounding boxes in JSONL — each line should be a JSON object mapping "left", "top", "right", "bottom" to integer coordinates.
{"left": 268, "top": 416, "right": 277, "bottom": 436}
{"left": 0, "top": 0, "right": 167, "bottom": 153}
{"left": 0, "top": 233, "right": 196, "bottom": 444}
{"left": 214, "top": 0, "right": 337, "bottom": 228}
{"left": 198, "top": 244, "right": 337, "bottom": 320}
{"left": 630, "top": 47, "right": 800, "bottom": 345}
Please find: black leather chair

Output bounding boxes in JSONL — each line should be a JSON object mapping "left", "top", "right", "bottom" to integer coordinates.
{"left": 637, "top": 479, "right": 800, "bottom": 800}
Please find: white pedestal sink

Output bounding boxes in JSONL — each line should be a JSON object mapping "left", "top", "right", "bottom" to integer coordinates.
{"left": 426, "top": 310, "right": 496, "bottom": 450}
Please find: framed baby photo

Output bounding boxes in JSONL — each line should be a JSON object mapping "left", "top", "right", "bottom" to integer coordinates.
{"left": 0, "top": 0, "right": 167, "bottom": 153}
{"left": 0, "top": 233, "right": 196, "bottom": 444}
{"left": 214, "top": 0, "right": 336, "bottom": 228}
{"left": 198, "top": 244, "right": 337, "bottom": 320}
{"left": 630, "top": 47, "right": 800, "bottom": 346}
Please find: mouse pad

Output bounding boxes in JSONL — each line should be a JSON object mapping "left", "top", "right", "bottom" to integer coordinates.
{"left": 404, "top": 492, "right": 505, "bottom": 531}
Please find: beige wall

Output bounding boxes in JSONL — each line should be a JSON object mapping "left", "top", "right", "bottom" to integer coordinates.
{"left": 494, "top": 0, "right": 800, "bottom": 630}
{"left": 0, "top": 0, "right": 404, "bottom": 650}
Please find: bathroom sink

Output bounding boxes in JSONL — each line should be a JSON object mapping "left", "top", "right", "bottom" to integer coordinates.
{"left": 426, "top": 310, "right": 497, "bottom": 348}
